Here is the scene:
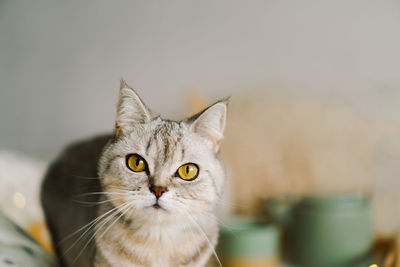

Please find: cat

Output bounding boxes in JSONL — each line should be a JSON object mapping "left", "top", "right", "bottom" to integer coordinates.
{"left": 41, "top": 80, "right": 228, "bottom": 267}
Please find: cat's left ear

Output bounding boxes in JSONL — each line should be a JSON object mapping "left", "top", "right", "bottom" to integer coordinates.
{"left": 115, "top": 79, "right": 155, "bottom": 138}
{"left": 186, "top": 99, "right": 229, "bottom": 153}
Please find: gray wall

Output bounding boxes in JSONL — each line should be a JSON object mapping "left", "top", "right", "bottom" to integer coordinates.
{"left": 1, "top": 0, "right": 400, "bottom": 158}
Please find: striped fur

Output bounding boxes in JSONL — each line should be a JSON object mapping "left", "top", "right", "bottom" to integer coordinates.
{"left": 42, "top": 81, "right": 227, "bottom": 267}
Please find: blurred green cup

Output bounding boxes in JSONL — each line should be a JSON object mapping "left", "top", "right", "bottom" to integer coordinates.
{"left": 262, "top": 194, "right": 373, "bottom": 267}
{"left": 217, "top": 217, "right": 280, "bottom": 267}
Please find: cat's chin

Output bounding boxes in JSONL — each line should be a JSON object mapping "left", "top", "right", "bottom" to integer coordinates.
{"left": 146, "top": 203, "right": 168, "bottom": 213}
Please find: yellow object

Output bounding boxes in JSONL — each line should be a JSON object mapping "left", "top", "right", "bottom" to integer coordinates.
{"left": 127, "top": 154, "right": 147, "bottom": 172}
{"left": 369, "top": 265, "right": 378, "bottom": 267}
{"left": 177, "top": 163, "right": 199, "bottom": 180}
{"left": 27, "top": 221, "right": 54, "bottom": 255}
{"left": 222, "top": 257, "right": 279, "bottom": 267}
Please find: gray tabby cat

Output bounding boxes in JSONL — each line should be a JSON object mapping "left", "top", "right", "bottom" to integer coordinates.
{"left": 41, "top": 81, "right": 228, "bottom": 267}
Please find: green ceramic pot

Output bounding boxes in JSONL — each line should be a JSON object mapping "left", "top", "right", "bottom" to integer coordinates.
{"left": 263, "top": 194, "right": 373, "bottom": 267}
{"left": 217, "top": 217, "right": 280, "bottom": 267}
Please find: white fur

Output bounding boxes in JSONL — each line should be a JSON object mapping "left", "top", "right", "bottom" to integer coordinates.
{"left": 95, "top": 83, "right": 227, "bottom": 266}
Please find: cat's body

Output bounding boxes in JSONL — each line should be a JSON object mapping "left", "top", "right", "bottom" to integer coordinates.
{"left": 42, "top": 135, "right": 111, "bottom": 267}
{"left": 41, "top": 82, "right": 227, "bottom": 267}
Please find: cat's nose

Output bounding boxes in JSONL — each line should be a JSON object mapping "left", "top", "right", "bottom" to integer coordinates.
{"left": 149, "top": 185, "right": 168, "bottom": 198}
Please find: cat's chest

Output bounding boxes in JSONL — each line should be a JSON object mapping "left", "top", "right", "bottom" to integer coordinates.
{"left": 95, "top": 219, "right": 205, "bottom": 267}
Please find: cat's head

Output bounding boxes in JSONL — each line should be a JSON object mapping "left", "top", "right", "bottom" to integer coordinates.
{"left": 98, "top": 81, "right": 228, "bottom": 223}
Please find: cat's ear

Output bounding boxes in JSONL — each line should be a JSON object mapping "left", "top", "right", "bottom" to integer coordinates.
{"left": 186, "top": 99, "right": 229, "bottom": 152}
{"left": 115, "top": 79, "right": 154, "bottom": 137}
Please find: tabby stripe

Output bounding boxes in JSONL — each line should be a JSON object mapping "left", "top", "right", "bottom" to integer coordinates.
{"left": 181, "top": 240, "right": 209, "bottom": 265}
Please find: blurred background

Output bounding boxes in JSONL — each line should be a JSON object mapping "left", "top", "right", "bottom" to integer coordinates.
{"left": 1, "top": 1, "right": 400, "bottom": 266}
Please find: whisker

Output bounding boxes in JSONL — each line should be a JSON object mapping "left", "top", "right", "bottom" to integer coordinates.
{"left": 72, "top": 197, "right": 126, "bottom": 207}
{"left": 186, "top": 213, "right": 222, "bottom": 267}
{"left": 200, "top": 213, "right": 239, "bottom": 239}
{"left": 184, "top": 220, "right": 201, "bottom": 263}
{"left": 97, "top": 203, "right": 132, "bottom": 241}
{"left": 70, "top": 175, "right": 100, "bottom": 180}
{"left": 87, "top": 202, "right": 132, "bottom": 256}
{"left": 59, "top": 201, "right": 127, "bottom": 254}
{"left": 217, "top": 199, "right": 250, "bottom": 209}
{"left": 70, "top": 202, "right": 132, "bottom": 264}
{"left": 76, "top": 192, "right": 131, "bottom": 197}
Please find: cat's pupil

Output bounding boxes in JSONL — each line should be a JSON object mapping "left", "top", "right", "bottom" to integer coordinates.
{"left": 135, "top": 157, "right": 140, "bottom": 167}
{"left": 186, "top": 165, "right": 189, "bottom": 174}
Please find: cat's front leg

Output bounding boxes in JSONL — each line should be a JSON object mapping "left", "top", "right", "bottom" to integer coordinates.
{"left": 94, "top": 249, "right": 149, "bottom": 267}
{"left": 180, "top": 233, "right": 219, "bottom": 267}
{"left": 180, "top": 249, "right": 215, "bottom": 267}
{"left": 190, "top": 247, "right": 217, "bottom": 267}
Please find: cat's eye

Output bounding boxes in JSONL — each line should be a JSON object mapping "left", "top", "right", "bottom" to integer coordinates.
{"left": 126, "top": 154, "right": 148, "bottom": 172}
{"left": 176, "top": 163, "right": 199, "bottom": 181}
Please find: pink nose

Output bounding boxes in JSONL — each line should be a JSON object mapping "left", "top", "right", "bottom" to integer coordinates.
{"left": 149, "top": 186, "right": 167, "bottom": 198}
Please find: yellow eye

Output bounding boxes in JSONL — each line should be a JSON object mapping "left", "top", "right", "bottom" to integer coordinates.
{"left": 126, "top": 154, "right": 147, "bottom": 172}
{"left": 177, "top": 163, "right": 199, "bottom": 181}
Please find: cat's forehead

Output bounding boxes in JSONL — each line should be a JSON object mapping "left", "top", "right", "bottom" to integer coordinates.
{"left": 146, "top": 120, "right": 183, "bottom": 152}
{"left": 114, "top": 118, "right": 208, "bottom": 161}
{"left": 123, "top": 119, "right": 186, "bottom": 151}
{"left": 138, "top": 119, "right": 181, "bottom": 142}
{"left": 151, "top": 120, "right": 182, "bottom": 138}
{"left": 142, "top": 121, "right": 181, "bottom": 164}
{"left": 141, "top": 120, "right": 206, "bottom": 160}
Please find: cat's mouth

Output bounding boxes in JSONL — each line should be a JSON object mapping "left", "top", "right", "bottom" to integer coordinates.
{"left": 151, "top": 202, "right": 167, "bottom": 211}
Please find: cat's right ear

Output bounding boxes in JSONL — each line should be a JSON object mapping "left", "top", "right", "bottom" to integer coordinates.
{"left": 115, "top": 79, "right": 154, "bottom": 138}
{"left": 185, "top": 99, "right": 228, "bottom": 153}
